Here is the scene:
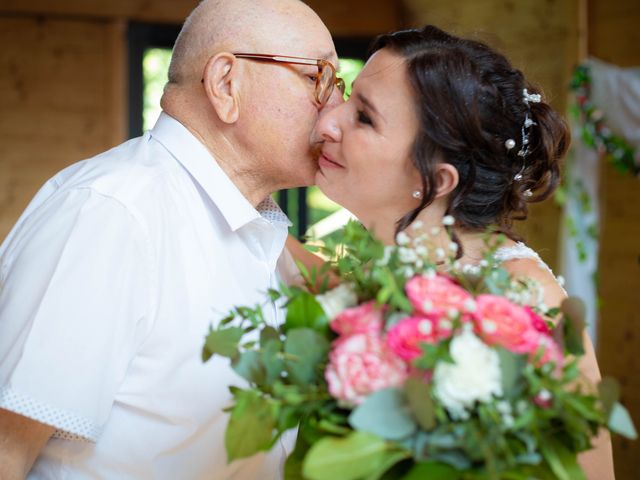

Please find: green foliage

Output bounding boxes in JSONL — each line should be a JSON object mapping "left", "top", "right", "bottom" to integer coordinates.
{"left": 349, "top": 388, "right": 417, "bottom": 441}
{"left": 202, "top": 219, "right": 635, "bottom": 477}
{"left": 225, "top": 389, "right": 278, "bottom": 461}
{"left": 302, "top": 431, "right": 400, "bottom": 480}
{"left": 284, "top": 328, "right": 329, "bottom": 387}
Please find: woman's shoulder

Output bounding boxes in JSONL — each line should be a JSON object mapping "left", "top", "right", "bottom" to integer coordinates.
{"left": 494, "top": 241, "right": 567, "bottom": 309}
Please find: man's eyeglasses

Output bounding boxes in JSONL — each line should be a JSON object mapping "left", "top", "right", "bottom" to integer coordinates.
{"left": 232, "top": 53, "right": 345, "bottom": 106}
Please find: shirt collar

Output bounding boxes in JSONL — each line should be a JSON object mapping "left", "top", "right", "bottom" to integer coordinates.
{"left": 150, "top": 112, "right": 290, "bottom": 231}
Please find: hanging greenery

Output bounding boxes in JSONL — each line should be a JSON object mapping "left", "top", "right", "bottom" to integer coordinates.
{"left": 569, "top": 65, "right": 640, "bottom": 178}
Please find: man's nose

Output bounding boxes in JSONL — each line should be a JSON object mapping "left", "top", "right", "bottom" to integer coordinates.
{"left": 322, "top": 87, "right": 346, "bottom": 111}
{"left": 311, "top": 102, "right": 342, "bottom": 145}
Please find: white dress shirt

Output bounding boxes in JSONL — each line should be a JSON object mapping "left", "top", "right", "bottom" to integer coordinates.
{"left": 0, "top": 113, "right": 297, "bottom": 479}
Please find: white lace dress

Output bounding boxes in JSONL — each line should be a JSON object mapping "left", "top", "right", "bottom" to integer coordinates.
{"left": 493, "top": 242, "right": 566, "bottom": 295}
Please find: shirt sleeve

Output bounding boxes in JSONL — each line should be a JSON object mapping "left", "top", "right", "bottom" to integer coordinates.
{"left": 0, "top": 187, "right": 152, "bottom": 442}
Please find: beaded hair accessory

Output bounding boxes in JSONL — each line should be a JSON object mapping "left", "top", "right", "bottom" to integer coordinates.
{"left": 505, "top": 88, "right": 542, "bottom": 197}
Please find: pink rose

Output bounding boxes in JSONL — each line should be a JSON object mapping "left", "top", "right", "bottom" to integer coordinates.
{"left": 532, "top": 334, "right": 563, "bottom": 371}
{"left": 406, "top": 274, "right": 472, "bottom": 319}
{"left": 525, "top": 307, "right": 551, "bottom": 335}
{"left": 386, "top": 316, "right": 442, "bottom": 362}
{"left": 325, "top": 334, "right": 408, "bottom": 405}
{"left": 473, "top": 295, "right": 540, "bottom": 355}
{"left": 330, "top": 301, "right": 384, "bottom": 337}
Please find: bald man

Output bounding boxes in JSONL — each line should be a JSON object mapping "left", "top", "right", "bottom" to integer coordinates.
{"left": 0, "top": 0, "right": 341, "bottom": 478}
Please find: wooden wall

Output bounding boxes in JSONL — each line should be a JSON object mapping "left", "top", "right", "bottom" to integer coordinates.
{"left": 588, "top": 1, "right": 640, "bottom": 478}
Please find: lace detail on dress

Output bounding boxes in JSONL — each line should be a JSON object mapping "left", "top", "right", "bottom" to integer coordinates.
{"left": 494, "top": 242, "right": 566, "bottom": 294}
{"left": 0, "top": 386, "right": 100, "bottom": 442}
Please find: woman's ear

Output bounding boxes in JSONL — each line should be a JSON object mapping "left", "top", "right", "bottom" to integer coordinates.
{"left": 434, "top": 163, "right": 459, "bottom": 198}
{"left": 201, "top": 53, "right": 240, "bottom": 124}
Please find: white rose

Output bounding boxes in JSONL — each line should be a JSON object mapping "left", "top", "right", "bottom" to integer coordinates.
{"left": 433, "top": 328, "right": 503, "bottom": 419}
{"left": 315, "top": 283, "right": 358, "bottom": 319}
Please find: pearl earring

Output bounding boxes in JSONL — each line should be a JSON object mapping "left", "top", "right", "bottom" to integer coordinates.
{"left": 412, "top": 190, "right": 422, "bottom": 199}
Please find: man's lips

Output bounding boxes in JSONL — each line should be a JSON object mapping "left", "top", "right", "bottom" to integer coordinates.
{"left": 318, "top": 152, "right": 344, "bottom": 169}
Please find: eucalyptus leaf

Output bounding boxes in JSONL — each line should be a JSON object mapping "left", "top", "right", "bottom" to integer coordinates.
{"left": 232, "top": 350, "right": 264, "bottom": 384}
{"left": 560, "top": 297, "right": 586, "bottom": 356}
{"left": 597, "top": 377, "right": 620, "bottom": 417}
{"left": 349, "top": 388, "right": 417, "bottom": 441}
{"left": 608, "top": 402, "right": 638, "bottom": 440}
{"left": 497, "top": 347, "right": 526, "bottom": 398}
{"left": 302, "top": 431, "right": 389, "bottom": 480}
{"left": 202, "top": 327, "right": 244, "bottom": 361}
{"left": 284, "top": 328, "right": 329, "bottom": 386}
{"left": 405, "top": 377, "right": 436, "bottom": 430}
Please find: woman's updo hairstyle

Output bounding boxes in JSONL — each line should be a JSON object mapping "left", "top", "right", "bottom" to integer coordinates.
{"left": 369, "top": 26, "right": 570, "bottom": 240}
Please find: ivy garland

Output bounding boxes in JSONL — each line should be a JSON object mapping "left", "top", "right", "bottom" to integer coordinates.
{"left": 569, "top": 64, "right": 640, "bottom": 177}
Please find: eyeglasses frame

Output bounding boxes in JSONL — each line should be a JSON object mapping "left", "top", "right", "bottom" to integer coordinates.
{"left": 231, "top": 53, "right": 345, "bottom": 106}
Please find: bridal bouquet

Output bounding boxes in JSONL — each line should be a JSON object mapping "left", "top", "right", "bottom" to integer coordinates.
{"left": 203, "top": 220, "right": 635, "bottom": 480}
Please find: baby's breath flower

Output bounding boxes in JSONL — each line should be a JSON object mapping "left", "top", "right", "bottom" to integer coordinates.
{"left": 448, "top": 242, "right": 459, "bottom": 252}
{"left": 435, "top": 248, "right": 445, "bottom": 259}
{"left": 418, "top": 320, "right": 433, "bottom": 335}
{"left": 396, "top": 231, "right": 410, "bottom": 245}
{"left": 442, "top": 215, "right": 455, "bottom": 226}
{"left": 482, "top": 319, "right": 497, "bottom": 334}
{"left": 411, "top": 220, "right": 424, "bottom": 230}
{"left": 430, "top": 227, "right": 440, "bottom": 236}
{"left": 398, "top": 247, "right": 418, "bottom": 264}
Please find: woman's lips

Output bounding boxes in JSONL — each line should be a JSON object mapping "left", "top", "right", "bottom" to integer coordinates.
{"left": 318, "top": 152, "right": 344, "bottom": 169}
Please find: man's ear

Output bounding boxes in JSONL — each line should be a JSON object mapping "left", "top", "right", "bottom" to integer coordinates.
{"left": 434, "top": 162, "right": 459, "bottom": 199}
{"left": 201, "top": 53, "right": 240, "bottom": 124}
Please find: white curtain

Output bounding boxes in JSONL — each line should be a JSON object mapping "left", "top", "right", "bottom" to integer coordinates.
{"left": 560, "top": 58, "right": 640, "bottom": 346}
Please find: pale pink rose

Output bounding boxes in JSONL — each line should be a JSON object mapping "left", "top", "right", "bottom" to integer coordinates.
{"left": 525, "top": 307, "right": 551, "bottom": 335}
{"left": 325, "top": 334, "right": 408, "bottom": 405}
{"left": 532, "top": 334, "right": 563, "bottom": 371}
{"left": 473, "top": 295, "right": 540, "bottom": 355}
{"left": 330, "top": 301, "right": 384, "bottom": 337}
{"left": 406, "top": 274, "right": 473, "bottom": 319}
{"left": 386, "top": 316, "right": 442, "bottom": 362}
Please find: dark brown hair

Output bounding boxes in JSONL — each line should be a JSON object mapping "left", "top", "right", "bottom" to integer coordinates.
{"left": 369, "top": 26, "right": 569, "bottom": 242}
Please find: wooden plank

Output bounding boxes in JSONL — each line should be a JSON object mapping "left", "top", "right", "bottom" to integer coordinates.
{"left": 589, "top": 0, "right": 640, "bottom": 66}
{"left": 0, "top": 16, "right": 119, "bottom": 241}
{"left": 0, "top": 0, "right": 402, "bottom": 35}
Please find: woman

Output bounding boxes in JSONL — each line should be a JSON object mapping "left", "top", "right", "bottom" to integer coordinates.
{"left": 288, "top": 26, "right": 614, "bottom": 478}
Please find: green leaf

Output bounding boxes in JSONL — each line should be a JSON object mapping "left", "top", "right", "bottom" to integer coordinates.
{"left": 225, "top": 390, "right": 277, "bottom": 461}
{"left": 302, "top": 431, "right": 389, "bottom": 480}
{"left": 405, "top": 377, "right": 436, "bottom": 430}
{"left": 497, "top": 348, "right": 526, "bottom": 398}
{"left": 366, "top": 449, "right": 411, "bottom": 480}
{"left": 284, "top": 328, "right": 329, "bottom": 386}
{"left": 402, "top": 462, "right": 459, "bottom": 480}
{"left": 285, "top": 290, "right": 329, "bottom": 333}
{"left": 539, "top": 436, "right": 586, "bottom": 480}
{"left": 608, "top": 402, "right": 638, "bottom": 440}
{"left": 232, "top": 350, "right": 264, "bottom": 384}
{"left": 561, "top": 297, "right": 586, "bottom": 356}
{"left": 349, "top": 388, "right": 417, "bottom": 441}
{"left": 597, "top": 377, "right": 620, "bottom": 417}
{"left": 202, "top": 327, "right": 244, "bottom": 361}
{"left": 261, "top": 338, "right": 285, "bottom": 384}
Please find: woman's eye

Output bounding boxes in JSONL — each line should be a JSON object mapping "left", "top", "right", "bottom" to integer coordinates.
{"left": 307, "top": 75, "right": 318, "bottom": 82}
{"left": 357, "top": 110, "right": 373, "bottom": 126}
